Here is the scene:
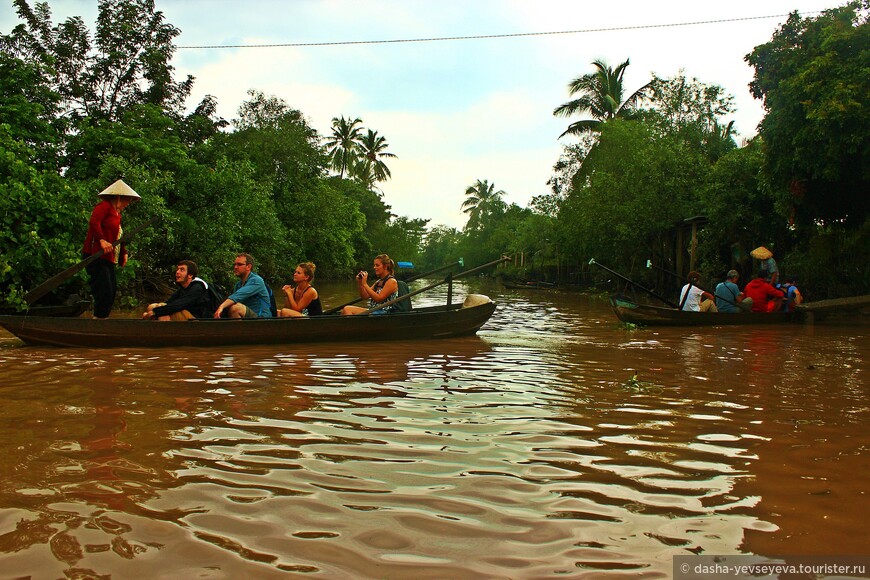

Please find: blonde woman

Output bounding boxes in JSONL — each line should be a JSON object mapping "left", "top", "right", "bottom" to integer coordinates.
{"left": 280, "top": 262, "right": 322, "bottom": 317}
{"left": 341, "top": 254, "right": 399, "bottom": 315}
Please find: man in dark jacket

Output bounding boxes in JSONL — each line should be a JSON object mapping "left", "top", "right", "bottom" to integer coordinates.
{"left": 143, "top": 260, "right": 213, "bottom": 320}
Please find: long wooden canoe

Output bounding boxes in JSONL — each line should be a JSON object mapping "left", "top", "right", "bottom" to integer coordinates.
{"left": 609, "top": 295, "right": 797, "bottom": 326}
{"left": 0, "top": 300, "right": 91, "bottom": 318}
{"left": 0, "top": 295, "right": 498, "bottom": 348}
{"left": 503, "top": 281, "right": 556, "bottom": 290}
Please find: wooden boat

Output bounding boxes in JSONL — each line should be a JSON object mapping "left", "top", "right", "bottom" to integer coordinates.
{"left": 609, "top": 295, "right": 797, "bottom": 326}
{"left": 0, "top": 299, "right": 91, "bottom": 318}
{"left": 0, "top": 294, "right": 497, "bottom": 348}
{"left": 503, "top": 281, "right": 556, "bottom": 290}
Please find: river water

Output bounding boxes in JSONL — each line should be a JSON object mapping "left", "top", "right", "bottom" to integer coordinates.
{"left": 0, "top": 279, "right": 867, "bottom": 578}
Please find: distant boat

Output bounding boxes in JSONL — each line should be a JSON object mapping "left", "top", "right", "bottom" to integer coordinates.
{"left": 503, "top": 281, "right": 556, "bottom": 290}
{"left": 609, "top": 294, "right": 794, "bottom": 326}
{"left": 0, "top": 295, "right": 498, "bottom": 348}
{"left": 609, "top": 294, "right": 870, "bottom": 327}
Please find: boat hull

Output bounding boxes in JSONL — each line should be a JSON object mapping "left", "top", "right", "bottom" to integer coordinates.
{"left": 0, "top": 300, "right": 498, "bottom": 348}
{"left": 610, "top": 295, "right": 797, "bottom": 326}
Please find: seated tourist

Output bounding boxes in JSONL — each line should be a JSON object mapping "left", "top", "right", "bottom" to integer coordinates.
{"left": 743, "top": 269, "right": 785, "bottom": 312}
{"left": 279, "top": 262, "right": 322, "bottom": 317}
{"left": 143, "top": 260, "right": 212, "bottom": 320}
{"left": 714, "top": 270, "right": 753, "bottom": 313}
{"left": 214, "top": 253, "right": 273, "bottom": 318}
{"left": 341, "top": 254, "right": 399, "bottom": 315}
{"left": 781, "top": 276, "right": 803, "bottom": 312}
{"left": 679, "top": 271, "right": 717, "bottom": 312}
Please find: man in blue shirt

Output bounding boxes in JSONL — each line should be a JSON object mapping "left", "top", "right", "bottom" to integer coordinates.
{"left": 714, "top": 270, "right": 753, "bottom": 313}
{"left": 214, "top": 253, "right": 272, "bottom": 318}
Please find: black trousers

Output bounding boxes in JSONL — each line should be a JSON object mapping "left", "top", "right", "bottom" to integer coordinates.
{"left": 84, "top": 253, "right": 116, "bottom": 318}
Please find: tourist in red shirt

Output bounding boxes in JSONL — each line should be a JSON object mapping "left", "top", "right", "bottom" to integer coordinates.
{"left": 742, "top": 269, "right": 784, "bottom": 312}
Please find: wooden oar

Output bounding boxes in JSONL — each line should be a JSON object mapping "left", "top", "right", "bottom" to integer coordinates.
{"left": 24, "top": 215, "right": 161, "bottom": 305}
{"left": 589, "top": 258, "right": 679, "bottom": 308}
{"left": 322, "top": 259, "right": 464, "bottom": 315}
{"left": 360, "top": 256, "right": 510, "bottom": 315}
{"left": 646, "top": 260, "right": 738, "bottom": 308}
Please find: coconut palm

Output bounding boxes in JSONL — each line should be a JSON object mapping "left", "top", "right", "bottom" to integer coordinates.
{"left": 461, "top": 179, "right": 506, "bottom": 230}
{"left": 324, "top": 116, "right": 363, "bottom": 178}
{"left": 353, "top": 129, "right": 397, "bottom": 189}
{"left": 553, "top": 58, "right": 651, "bottom": 139}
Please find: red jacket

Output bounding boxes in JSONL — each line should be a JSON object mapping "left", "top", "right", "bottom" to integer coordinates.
{"left": 743, "top": 278, "right": 784, "bottom": 312}
{"left": 82, "top": 200, "right": 126, "bottom": 264}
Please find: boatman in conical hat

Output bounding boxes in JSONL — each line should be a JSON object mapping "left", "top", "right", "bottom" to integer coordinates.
{"left": 81, "top": 179, "right": 141, "bottom": 318}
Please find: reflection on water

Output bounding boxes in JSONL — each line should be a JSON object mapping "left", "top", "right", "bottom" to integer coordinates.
{"left": 0, "top": 280, "right": 868, "bottom": 577}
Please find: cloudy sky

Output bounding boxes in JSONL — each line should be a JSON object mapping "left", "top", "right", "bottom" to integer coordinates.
{"left": 1, "top": 1, "right": 839, "bottom": 228}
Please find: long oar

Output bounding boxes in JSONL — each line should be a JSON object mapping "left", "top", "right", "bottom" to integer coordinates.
{"left": 24, "top": 215, "right": 161, "bottom": 305}
{"left": 589, "top": 258, "right": 679, "bottom": 308}
{"left": 646, "top": 259, "right": 738, "bottom": 308}
{"left": 359, "top": 256, "right": 510, "bottom": 315}
{"left": 322, "top": 259, "right": 464, "bottom": 315}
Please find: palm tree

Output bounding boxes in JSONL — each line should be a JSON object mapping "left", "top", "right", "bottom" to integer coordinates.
{"left": 461, "top": 179, "right": 506, "bottom": 230}
{"left": 553, "top": 58, "right": 650, "bottom": 138}
{"left": 353, "top": 129, "right": 397, "bottom": 189}
{"left": 324, "top": 116, "right": 363, "bottom": 178}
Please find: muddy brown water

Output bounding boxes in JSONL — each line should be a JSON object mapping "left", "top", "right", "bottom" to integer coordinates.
{"left": 0, "top": 280, "right": 867, "bottom": 578}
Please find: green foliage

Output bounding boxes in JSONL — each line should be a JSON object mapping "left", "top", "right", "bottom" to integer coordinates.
{"left": 559, "top": 119, "right": 709, "bottom": 271}
{"left": 553, "top": 58, "right": 651, "bottom": 138}
{"left": 419, "top": 225, "right": 463, "bottom": 271}
{"left": 461, "top": 179, "right": 506, "bottom": 232}
{"left": 643, "top": 71, "right": 738, "bottom": 162}
{"left": 0, "top": 126, "right": 91, "bottom": 308}
{"left": 746, "top": 2, "right": 869, "bottom": 230}
{"left": 696, "top": 139, "right": 790, "bottom": 277}
{"left": 0, "top": 52, "right": 63, "bottom": 169}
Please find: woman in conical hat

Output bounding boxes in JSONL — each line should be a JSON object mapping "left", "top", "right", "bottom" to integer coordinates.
{"left": 750, "top": 246, "right": 778, "bottom": 285}
{"left": 81, "top": 179, "right": 141, "bottom": 318}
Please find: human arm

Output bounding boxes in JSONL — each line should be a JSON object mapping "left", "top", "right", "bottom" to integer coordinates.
{"left": 792, "top": 288, "right": 803, "bottom": 305}
{"left": 214, "top": 297, "right": 235, "bottom": 318}
{"left": 355, "top": 271, "right": 370, "bottom": 299}
{"left": 364, "top": 277, "right": 398, "bottom": 304}
{"left": 153, "top": 283, "right": 207, "bottom": 318}
{"left": 284, "top": 286, "right": 317, "bottom": 313}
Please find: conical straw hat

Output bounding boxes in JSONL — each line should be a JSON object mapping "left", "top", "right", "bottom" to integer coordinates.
{"left": 750, "top": 246, "right": 772, "bottom": 260}
{"left": 98, "top": 179, "right": 141, "bottom": 199}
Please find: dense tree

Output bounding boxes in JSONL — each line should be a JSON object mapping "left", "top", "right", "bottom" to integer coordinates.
{"left": 643, "top": 72, "right": 738, "bottom": 162}
{"left": 4, "top": 0, "right": 194, "bottom": 122}
{"left": 461, "top": 179, "right": 506, "bottom": 232}
{"left": 353, "top": 129, "right": 397, "bottom": 189}
{"left": 0, "top": 52, "right": 62, "bottom": 169}
{"left": 0, "top": 126, "right": 91, "bottom": 308}
{"left": 558, "top": 119, "right": 709, "bottom": 271}
{"left": 553, "top": 58, "right": 650, "bottom": 139}
{"left": 325, "top": 116, "right": 363, "bottom": 179}
{"left": 746, "top": 1, "right": 869, "bottom": 230}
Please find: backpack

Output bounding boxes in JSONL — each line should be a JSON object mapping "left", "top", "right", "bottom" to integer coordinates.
{"left": 394, "top": 278, "right": 412, "bottom": 313}
{"left": 266, "top": 284, "right": 277, "bottom": 317}
{"left": 205, "top": 281, "right": 225, "bottom": 313}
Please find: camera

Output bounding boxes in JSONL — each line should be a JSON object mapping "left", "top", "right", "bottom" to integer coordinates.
{"left": 356, "top": 271, "right": 365, "bottom": 280}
